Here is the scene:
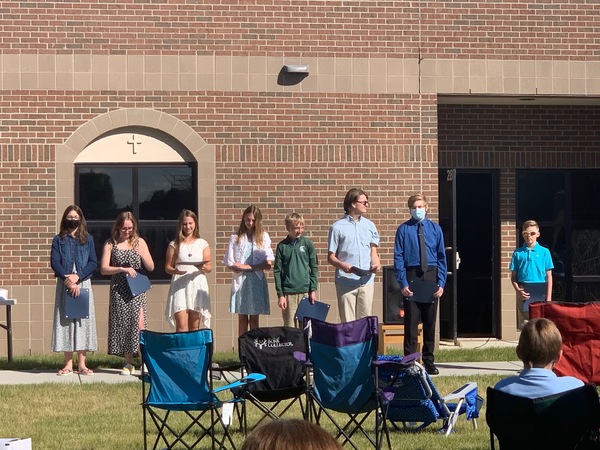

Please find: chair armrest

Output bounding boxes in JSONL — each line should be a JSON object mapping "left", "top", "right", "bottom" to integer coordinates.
{"left": 293, "top": 351, "right": 306, "bottom": 363}
{"left": 215, "top": 363, "right": 242, "bottom": 372}
{"left": 443, "top": 382, "right": 478, "bottom": 402}
{"left": 213, "top": 373, "right": 266, "bottom": 394}
{"left": 374, "top": 352, "right": 421, "bottom": 370}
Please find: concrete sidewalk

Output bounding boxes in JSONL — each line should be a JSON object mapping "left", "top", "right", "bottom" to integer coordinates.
{"left": 0, "top": 361, "right": 522, "bottom": 385}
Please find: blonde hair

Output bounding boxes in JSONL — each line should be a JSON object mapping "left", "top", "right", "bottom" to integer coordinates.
{"left": 173, "top": 209, "right": 201, "bottom": 253}
{"left": 516, "top": 318, "right": 563, "bottom": 368}
{"left": 285, "top": 212, "right": 305, "bottom": 229}
{"left": 111, "top": 211, "right": 139, "bottom": 248}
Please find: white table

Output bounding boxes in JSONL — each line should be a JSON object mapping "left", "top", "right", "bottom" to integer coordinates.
{"left": 0, "top": 298, "right": 16, "bottom": 362}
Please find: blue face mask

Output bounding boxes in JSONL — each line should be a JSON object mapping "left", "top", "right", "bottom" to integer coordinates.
{"left": 410, "top": 208, "right": 426, "bottom": 221}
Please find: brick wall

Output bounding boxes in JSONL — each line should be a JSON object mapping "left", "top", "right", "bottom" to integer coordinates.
{"left": 0, "top": 91, "right": 438, "bottom": 286}
{"left": 438, "top": 103, "right": 600, "bottom": 279}
{"left": 0, "top": 1, "right": 597, "bottom": 58}
{"left": 0, "top": 145, "right": 55, "bottom": 284}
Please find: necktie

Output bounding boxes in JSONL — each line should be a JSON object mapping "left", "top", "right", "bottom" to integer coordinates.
{"left": 418, "top": 222, "right": 428, "bottom": 272}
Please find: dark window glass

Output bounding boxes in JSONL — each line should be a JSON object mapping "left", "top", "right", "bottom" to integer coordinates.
{"left": 517, "top": 172, "right": 565, "bottom": 223}
{"left": 77, "top": 164, "right": 196, "bottom": 281}
{"left": 572, "top": 283, "right": 600, "bottom": 303}
{"left": 538, "top": 225, "right": 565, "bottom": 277}
{"left": 572, "top": 173, "right": 600, "bottom": 224}
{"left": 138, "top": 167, "right": 194, "bottom": 220}
{"left": 79, "top": 168, "right": 133, "bottom": 220}
{"left": 518, "top": 170, "right": 600, "bottom": 302}
{"left": 571, "top": 228, "right": 600, "bottom": 276}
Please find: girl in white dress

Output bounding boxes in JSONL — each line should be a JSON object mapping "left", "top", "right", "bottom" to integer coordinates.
{"left": 224, "top": 205, "right": 274, "bottom": 337}
{"left": 165, "top": 210, "right": 212, "bottom": 331}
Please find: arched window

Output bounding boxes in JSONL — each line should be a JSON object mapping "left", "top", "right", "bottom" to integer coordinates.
{"left": 75, "top": 126, "right": 197, "bottom": 281}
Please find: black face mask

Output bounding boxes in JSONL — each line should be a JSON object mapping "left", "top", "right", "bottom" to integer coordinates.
{"left": 66, "top": 219, "right": 81, "bottom": 230}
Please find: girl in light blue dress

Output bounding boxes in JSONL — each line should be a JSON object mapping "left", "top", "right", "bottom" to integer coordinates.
{"left": 223, "top": 205, "right": 274, "bottom": 337}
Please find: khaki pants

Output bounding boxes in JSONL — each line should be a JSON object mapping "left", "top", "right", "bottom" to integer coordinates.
{"left": 282, "top": 293, "right": 307, "bottom": 328}
{"left": 336, "top": 283, "right": 374, "bottom": 323}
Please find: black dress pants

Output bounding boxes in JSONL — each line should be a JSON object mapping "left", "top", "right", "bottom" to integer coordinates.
{"left": 403, "top": 266, "right": 438, "bottom": 364}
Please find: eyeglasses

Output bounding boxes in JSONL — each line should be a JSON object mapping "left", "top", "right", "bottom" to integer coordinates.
{"left": 356, "top": 201, "right": 369, "bottom": 206}
{"left": 522, "top": 231, "right": 538, "bottom": 237}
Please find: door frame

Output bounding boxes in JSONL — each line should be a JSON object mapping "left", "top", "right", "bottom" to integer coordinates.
{"left": 439, "top": 168, "right": 501, "bottom": 340}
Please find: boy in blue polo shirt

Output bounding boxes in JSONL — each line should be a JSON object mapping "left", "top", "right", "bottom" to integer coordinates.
{"left": 510, "top": 220, "right": 554, "bottom": 320}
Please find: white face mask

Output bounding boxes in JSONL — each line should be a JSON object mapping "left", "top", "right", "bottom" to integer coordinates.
{"left": 410, "top": 208, "right": 426, "bottom": 221}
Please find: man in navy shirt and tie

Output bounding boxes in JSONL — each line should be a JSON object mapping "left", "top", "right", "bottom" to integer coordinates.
{"left": 393, "top": 193, "right": 447, "bottom": 375}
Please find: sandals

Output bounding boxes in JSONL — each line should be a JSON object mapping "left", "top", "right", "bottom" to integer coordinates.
{"left": 120, "top": 363, "right": 135, "bottom": 376}
{"left": 57, "top": 367, "right": 73, "bottom": 376}
{"left": 78, "top": 367, "right": 94, "bottom": 376}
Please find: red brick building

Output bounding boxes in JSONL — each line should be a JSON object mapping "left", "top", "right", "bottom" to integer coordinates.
{"left": 1, "top": 1, "right": 599, "bottom": 355}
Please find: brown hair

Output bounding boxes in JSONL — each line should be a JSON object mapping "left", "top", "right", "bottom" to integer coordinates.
{"left": 111, "top": 211, "right": 139, "bottom": 248}
{"left": 59, "top": 205, "right": 89, "bottom": 244}
{"left": 522, "top": 220, "right": 539, "bottom": 231}
{"left": 236, "top": 205, "right": 265, "bottom": 247}
{"left": 343, "top": 188, "right": 367, "bottom": 214}
{"left": 516, "top": 318, "right": 563, "bottom": 368}
{"left": 407, "top": 193, "right": 427, "bottom": 209}
{"left": 241, "top": 419, "right": 342, "bottom": 450}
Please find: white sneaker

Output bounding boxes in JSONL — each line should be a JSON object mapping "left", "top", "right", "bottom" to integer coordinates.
{"left": 120, "top": 363, "right": 134, "bottom": 376}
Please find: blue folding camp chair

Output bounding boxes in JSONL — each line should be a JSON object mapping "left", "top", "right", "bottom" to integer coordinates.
{"left": 377, "top": 355, "right": 482, "bottom": 435}
{"left": 302, "top": 316, "right": 414, "bottom": 450}
{"left": 140, "top": 329, "right": 265, "bottom": 450}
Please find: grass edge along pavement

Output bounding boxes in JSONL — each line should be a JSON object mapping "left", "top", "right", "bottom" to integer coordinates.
{"left": 0, "top": 346, "right": 519, "bottom": 371}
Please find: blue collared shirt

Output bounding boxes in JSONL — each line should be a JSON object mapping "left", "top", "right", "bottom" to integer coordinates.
{"left": 328, "top": 215, "right": 380, "bottom": 287}
{"left": 393, "top": 217, "right": 447, "bottom": 288}
{"left": 509, "top": 242, "right": 554, "bottom": 283}
{"left": 494, "top": 368, "right": 583, "bottom": 398}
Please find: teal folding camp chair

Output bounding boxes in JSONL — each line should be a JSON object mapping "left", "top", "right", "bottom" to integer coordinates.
{"left": 302, "top": 316, "right": 415, "bottom": 449}
{"left": 140, "top": 329, "right": 265, "bottom": 450}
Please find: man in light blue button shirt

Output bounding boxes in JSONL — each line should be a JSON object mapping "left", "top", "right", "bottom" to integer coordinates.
{"left": 328, "top": 188, "right": 381, "bottom": 322}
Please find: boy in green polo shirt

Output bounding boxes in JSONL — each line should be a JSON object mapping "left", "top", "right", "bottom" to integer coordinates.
{"left": 274, "top": 212, "right": 319, "bottom": 327}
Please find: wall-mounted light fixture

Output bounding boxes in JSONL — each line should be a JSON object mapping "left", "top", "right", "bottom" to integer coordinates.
{"left": 283, "top": 64, "right": 310, "bottom": 74}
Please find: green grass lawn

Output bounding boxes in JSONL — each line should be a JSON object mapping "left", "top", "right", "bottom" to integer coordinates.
{"left": 0, "top": 375, "right": 502, "bottom": 450}
{"left": 0, "top": 348, "right": 518, "bottom": 449}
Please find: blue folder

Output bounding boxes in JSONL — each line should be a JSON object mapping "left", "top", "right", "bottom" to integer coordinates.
{"left": 407, "top": 279, "right": 439, "bottom": 303}
{"left": 521, "top": 282, "right": 547, "bottom": 312}
{"left": 126, "top": 272, "right": 152, "bottom": 297}
{"left": 65, "top": 288, "right": 90, "bottom": 319}
{"left": 294, "top": 297, "right": 330, "bottom": 323}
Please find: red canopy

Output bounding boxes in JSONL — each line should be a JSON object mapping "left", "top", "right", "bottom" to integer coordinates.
{"left": 530, "top": 301, "right": 600, "bottom": 384}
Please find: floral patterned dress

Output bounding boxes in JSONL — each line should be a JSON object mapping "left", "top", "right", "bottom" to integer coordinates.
{"left": 107, "top": 243, "right": 147, "bottom": 356}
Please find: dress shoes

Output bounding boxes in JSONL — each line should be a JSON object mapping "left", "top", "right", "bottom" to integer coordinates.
{"left": 424, "top": 360, "right": 439, "bottom": 375}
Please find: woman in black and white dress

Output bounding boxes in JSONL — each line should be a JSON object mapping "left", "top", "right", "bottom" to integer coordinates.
{"left": 100, "top": 211, "right": 154, "bottom": 376}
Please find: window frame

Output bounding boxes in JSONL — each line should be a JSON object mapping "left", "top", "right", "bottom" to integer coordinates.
{"left": 75, "top": 162, "right": 198, "bottom": 282}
